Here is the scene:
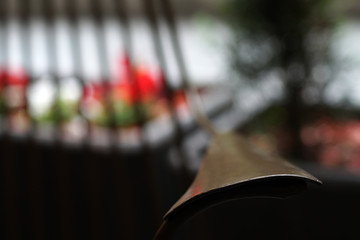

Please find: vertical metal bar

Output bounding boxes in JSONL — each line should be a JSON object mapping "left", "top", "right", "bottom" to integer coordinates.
{"left": 159, "top": 0, "right": 217, "bottom": 135}
{"left": 74, "top": 2, "right": 108, "bottom": 239}
{"left": 16, "top": 0, "right": 32, "bottom": 76}
{"left": 112, "top": 0, "right": 147, "bottom": 131}
{"left": 0, "top": 1, "right": 21, "bottom": 239}
{"left": 1, "top": 0, "right": 31, "bottom": 136}
{"left": 112, "top": 1, "right": 165, "bottom": 236}
{"left": 113, "top": 0, "right": 134, "bottom": 61}
{"left": 61, "top": 2, "right": 94, "bottom": 238}
{"left": 88, "top": 0, "right": 110, "bottom": 80}
{"left": 41, "top": 0, "right": 58, "bottom": 76}
{"left": 15, "top": 1, "right": 47, "bottom": 239}
{"left": 143, "top": 1, "right": 216, "bottom": 239}
{"left": 111, "top": 0, "right": 147, "bottom": 237}
{"left": 0, "top": 0, "right": 10, "bottom": 135}
{"left": 35, "top": 0, "right": 62, "bottom": 141}
{"left": 89, "top": 0, "right": 147, "bottom": 149}
{"left": 16, "top": 0, "right": 37, "bottom": 137}
{"left": 0, "top": 0, "right": 7, "bottom": 135}
{"left": 156, "top": 1, "right": 217, "bottom": 238}
{"left": 0, "top": 139, "right": 20, "bottom": 240}
{"left": 63, "top": 0, "right": 91, "bottom": 146}
{"left": 0, "top": 0, "right": 8, "bottom": 71}
{"left": 158, "top": 0, "right": 191, "bottom": 89}
{"left": 87, "top": 0, "right": 164, "bottom": 237}
{"left": 64, "top": 0, "right": 84, "bottom": 79}
{"left": 62, "top": 1, "right": 112, "bottom": 239}
{"left": 82, "top": 0, "right": 117, "bottom": 149}
{"left": 37, "top": 2, "right": 74, "bottom": 240}
{"left": 24, "top": 142, "right": 46, "bottom": 240}
{"left": 139, "top": 0, "right": 182, "bottom": 141}
{"left": 126, "top": 2, "right": 198, "bottom": 238}
{"left": 141, "top": 0, "right": 192, "bottom": 188}
{"left": 85, "top": 1, "right": 137, "bottom": 238}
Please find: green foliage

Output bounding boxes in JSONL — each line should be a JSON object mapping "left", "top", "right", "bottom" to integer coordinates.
{"left": 222, "top": 0, "right": 347, "bottom": 158}
{"left": 226, "top": 0, "right": 334, "bottom": 35}
{"left": 112, "top": 101, "right": 149, "bottom": 127}
{"left": 32, "top": 98, "right": 152, "bottom": 128}
{"left": 0, "top": 97, "right": 5, "bottom": 115}
{"left": 224, "top": 0, "right": 340, "bottom": 83}
{"left": 241, "top": 104, "right": 286, "bottom": 133}
{"left": 34, "top": 99, "right": 79, "bottom": 124}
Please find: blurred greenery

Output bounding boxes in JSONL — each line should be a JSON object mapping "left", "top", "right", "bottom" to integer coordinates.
{"left": 112, "top": 101, "right": 148, "bottom": 127}
{"left": 222, "top": 0, "right": 347, "bottom": 159}
{"left": 225, "top": 0, "right": 340, "bottom": 83}
{"left": 34, "top": 99, "right": 79, "bottom": 124}
{"left": 0, "top": 97, "right": 5, "bottom": 115}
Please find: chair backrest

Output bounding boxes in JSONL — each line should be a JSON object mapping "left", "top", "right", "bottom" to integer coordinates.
{"left": 149, "top": 0, "right": 321, "bottom": 238}
{"left": 0, "top": 0, "right": 321, "bottom": 239}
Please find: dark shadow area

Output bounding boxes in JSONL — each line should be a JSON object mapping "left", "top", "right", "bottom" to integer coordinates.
{"left": 0, "top": 137, "right": 359, "bottom": 239}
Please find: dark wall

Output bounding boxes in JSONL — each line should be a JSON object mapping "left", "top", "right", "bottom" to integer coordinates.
{"left": 0, "top": 137, "right": 358, "bottom": 240}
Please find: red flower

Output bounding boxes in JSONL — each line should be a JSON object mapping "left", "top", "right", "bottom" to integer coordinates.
{"left": 0, "top": 68, "right": 9, "bottom": 87}
{"left": 112, "top": 54, "right": 163, "bottom": 104}
{"left": 6, "top": 69, "right": 29, "bottom": 86}
{"left": 1, "top": 68, "right": 30, "bottom": 109}
{"left": 82, "top": 82, "right": 107, "bottom": 102}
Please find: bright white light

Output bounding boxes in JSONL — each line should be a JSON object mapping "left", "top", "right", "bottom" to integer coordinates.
{"left": 59, "top": 77, "right": 82, "bottom": 102}
{"left": 27, "top": 75, "right": 57, "bottom": 118}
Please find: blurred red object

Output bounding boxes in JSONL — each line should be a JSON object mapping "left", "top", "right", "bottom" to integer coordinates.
{"left": 3, "top": 68, "right": 30, "bottom": 109}
{"left": 81, "top": 54, "right": 165, "bottom": 126}
{"left": 0, "top": 68, "right": 8, "bottom": 107}
{"left": 303, "top": 118, "right": 360, "bottom": 172}
{"left": 112, "top": 54, "right": 162, "bottom": 104}
{"left": 0, "top": 68, "right": 9, "bottom": 87}
{"left": 0, "top": 68, "right": 31, "bottom": 133}
{"left": 82, "top": 82, "right": 107, "bottom": 103}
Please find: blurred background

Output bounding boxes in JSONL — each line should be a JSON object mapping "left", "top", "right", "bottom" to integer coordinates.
{"left": 1, "top": 0, "right": 360, "bottom": 239}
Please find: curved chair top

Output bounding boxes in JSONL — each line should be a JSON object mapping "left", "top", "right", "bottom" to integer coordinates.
{"left": 165, "top": 132, "right": 321, "bottom": 219}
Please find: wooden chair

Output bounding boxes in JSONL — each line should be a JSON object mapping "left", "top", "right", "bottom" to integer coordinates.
{"left": 145, "top": 0, "right": 322, "bottom": 238}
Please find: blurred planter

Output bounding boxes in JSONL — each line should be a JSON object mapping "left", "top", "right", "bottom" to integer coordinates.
{"left": 1, "top": 68, "right": 31, "bottom": 134}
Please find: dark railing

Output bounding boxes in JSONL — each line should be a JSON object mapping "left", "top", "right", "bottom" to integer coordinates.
{"left": 0, "top": 0, "right": 234, "bottom": 239}
{"left": 1, "top": 1, "right": 360, "bottom": 240}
